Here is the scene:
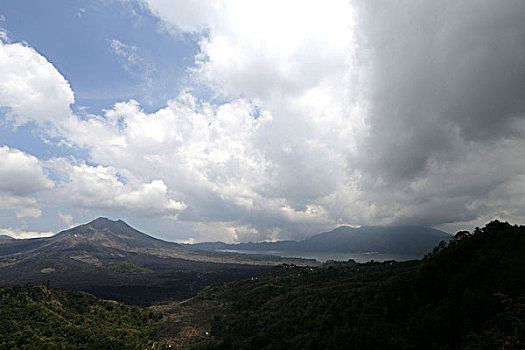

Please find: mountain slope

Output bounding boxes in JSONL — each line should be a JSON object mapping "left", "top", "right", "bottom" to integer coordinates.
{"left": 0, "top": 217, "right": 308, "bottom": 265}
{"left": 0, "top": 218, "right": 308, "bottom": 304}
{"left": 298, "top": 225, "right": 451, "bottom": 254}
{"left": 188, "top": 225, "right": 452, "bottom": 256}
{"left": 31, "top": 217, "right": 186, "bottom": 256}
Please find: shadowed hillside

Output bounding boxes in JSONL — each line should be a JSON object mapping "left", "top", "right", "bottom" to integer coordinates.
{"left": 0, "top": 284, "right": 159, "bottom": 349}
{"left": 185, "top": 221, "right": 524, "bottom": 349}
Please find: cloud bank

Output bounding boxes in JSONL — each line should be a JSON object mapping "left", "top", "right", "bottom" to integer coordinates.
{"left": 1, "top": 1, "right": 525, "bottom": 240}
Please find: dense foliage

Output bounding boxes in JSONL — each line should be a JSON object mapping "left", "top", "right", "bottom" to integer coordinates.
{"left": 195, "top": 221, "right": 525, "bottom": 349}
{"left": 0, "top": 284, "right": 160, "bottom": 349}
{"left": 109, "top": 261, "right": 154, "bottom": 274}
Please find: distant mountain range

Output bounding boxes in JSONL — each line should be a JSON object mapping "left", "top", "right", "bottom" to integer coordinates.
{"left": 0, "top": 218, "right": 308, "bottom": 304}
{"left": 0, "top": 219, "right": 451, "bottom": 303}
{"left": 0, "top": 234, "right": 14, "bottom": 240}
{"left": 186, "top": 225, "right": 452, "bottom": 256}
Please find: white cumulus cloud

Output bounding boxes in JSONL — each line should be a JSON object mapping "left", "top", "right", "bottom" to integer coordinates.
{"left": 0, "top": 227, "right": 54, "bottom": 239}
{"left": 0, "top": 146, "right": 54, "bottom": 196}
{"left": 0, "top": 196, "right": 42, "bottom": 219}
{"left": 0, "top": 38, "right": 74, "bottom": 127}
{"left": 47, "top": 159, "right": 186, "bottom": 218}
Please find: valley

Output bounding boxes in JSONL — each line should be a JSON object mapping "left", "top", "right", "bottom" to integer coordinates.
{"left": 158, "top": 220, "right": 525, "bottom": 349}
{"left": 2, "top": 2, "right": 523, "bottom": 349}
{"left": 0, "top": 219, "right": 523, "bottom": 349}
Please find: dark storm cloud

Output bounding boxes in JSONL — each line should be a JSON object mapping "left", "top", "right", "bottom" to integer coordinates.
{"left": 354, "top": 0, "right": 525, "bottom": 182}
{"left": 349, "top": 0, "right": 525, "bottom": 229}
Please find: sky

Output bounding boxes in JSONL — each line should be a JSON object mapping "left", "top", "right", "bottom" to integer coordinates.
{"left": 1, "top": 0, "right": 524, "bottom": 242}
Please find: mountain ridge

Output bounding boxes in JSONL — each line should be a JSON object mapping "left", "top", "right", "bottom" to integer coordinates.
{"left": 0, "top": 217, "right": 312, "bottom": 265}
{"left": 0, "top": 217, "right": 311, "bottom": 304}
{"left": 46, "top": 217, "right": 184, "bottom": 252}
{"left": 186, "top": 225, "right": 452, "bottom": 256}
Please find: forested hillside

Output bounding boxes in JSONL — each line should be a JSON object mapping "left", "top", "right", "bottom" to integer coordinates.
{"left": 192, "top": 221, "right": 525, "bottom": 349}
{"left": 0, "top": 284, "right": 160, "bottom": 349}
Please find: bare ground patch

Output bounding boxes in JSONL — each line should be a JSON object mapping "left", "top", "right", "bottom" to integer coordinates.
{"left": 150, "top": 297, "right": 223, "bottom": 349}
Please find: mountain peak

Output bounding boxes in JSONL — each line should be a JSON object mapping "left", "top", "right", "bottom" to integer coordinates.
{"left": 50, "top": 217, "right": 181, "bottom": 252}
{"left": 88, "top": 217, "right": 121, "bottom": 225}
{"left": 87, "top": 217, "right": 130, "bottom": 231}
